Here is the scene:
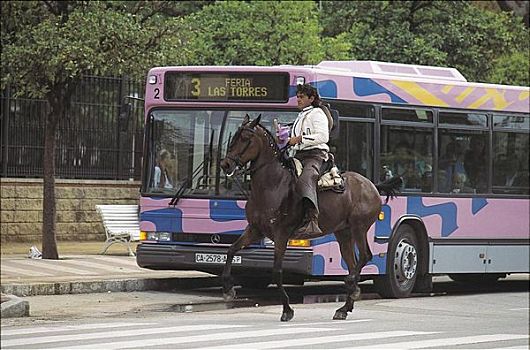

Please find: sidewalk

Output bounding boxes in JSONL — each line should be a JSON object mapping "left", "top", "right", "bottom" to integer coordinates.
{"left": 1, "top": 241, "right": 220, "bottom": 317}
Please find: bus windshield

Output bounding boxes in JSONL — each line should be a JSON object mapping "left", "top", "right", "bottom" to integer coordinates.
{"left": 143, "top": 109, "right": 298, "bottom": 197}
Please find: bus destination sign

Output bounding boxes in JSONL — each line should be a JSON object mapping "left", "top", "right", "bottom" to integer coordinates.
{"left": 164, "top": 72, "right": 289, "bottom": 102}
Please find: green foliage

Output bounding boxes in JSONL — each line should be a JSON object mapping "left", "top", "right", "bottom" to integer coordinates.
{"left": 320, "top": 1, "right": 529, "bottom": 85}
{"left": 488, "top": 51, "right": 530, "bottom": 86}
{"left": 439, "top": 3, "right": 527, "bottom": 83}
{"left": 180, "top": 1, "right": 325, "bottom": 65}
{"left": 321, "top": 33, "right": 352, "bottom": 61}
{"left": 1, "top": 1, "right": 188, "bottom": 98}
{"left": 2, "top": 0, "right": 528, "bottom": 93}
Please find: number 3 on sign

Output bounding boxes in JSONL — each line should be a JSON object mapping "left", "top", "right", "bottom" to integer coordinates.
{"left": 191, "top": 78, "right": 200, "bottom": 96}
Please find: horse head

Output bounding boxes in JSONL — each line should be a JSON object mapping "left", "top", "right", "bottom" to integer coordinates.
{"left": 220, "top": 114, "right": 263, "bottom": 177}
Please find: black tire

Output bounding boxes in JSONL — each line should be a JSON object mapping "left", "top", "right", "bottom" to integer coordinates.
{"left": 448, "top": 273, "right": 505, "bottom": 284}
{"left": 375, "top": 224, "right": 420, "bottom": 298}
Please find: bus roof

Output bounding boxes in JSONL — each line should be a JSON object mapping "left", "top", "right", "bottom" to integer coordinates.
{"left": 316, "top": 60, "right": 468, "bottom": 83}
{"left": 147, "top": 61, "right": 529, "bottom": 113}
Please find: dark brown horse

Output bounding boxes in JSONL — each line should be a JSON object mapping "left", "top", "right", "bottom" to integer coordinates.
{"left": 220, "top": 115, "right": 401, "bottom": 321}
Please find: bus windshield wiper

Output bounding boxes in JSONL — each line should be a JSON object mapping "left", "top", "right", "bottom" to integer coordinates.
{"left": 169, "top": 160, "right": 206, "bottom": 206}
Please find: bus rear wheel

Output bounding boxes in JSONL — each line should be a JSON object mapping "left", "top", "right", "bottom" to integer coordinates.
{"left": 375, "top": 224, "right": 419, "bottom": 298}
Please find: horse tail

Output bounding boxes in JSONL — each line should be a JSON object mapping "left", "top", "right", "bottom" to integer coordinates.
{"left": 375, "top": 176, "right": 403, "bottom": 204}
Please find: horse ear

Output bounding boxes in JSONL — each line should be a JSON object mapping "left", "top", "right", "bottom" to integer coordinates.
{"left": 243, "top": 114, "right": 250, "bottom": 125}
{"left": 249, "top": 114, "right": 261, "bottom": 128}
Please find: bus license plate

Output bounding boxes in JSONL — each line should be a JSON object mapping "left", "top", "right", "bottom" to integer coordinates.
{"left": 195, "top": 253, "right": 242, "bottom": 264}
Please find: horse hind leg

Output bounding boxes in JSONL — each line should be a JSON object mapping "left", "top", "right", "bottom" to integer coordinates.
{"left": 333, "top": 229, "right": 358, "bottom": 320}
{"left": 356, "top": 227, "right": 373, "bottom": 275}
{"left": 222, "top": 225, "right": 262, "bottom": 301}
{"left": 351, "top": 225, "right": 373, "bottom": 301}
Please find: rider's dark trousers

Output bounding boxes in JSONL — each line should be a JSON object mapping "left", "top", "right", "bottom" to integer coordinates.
{"left": 294, "top": 149, "right": 327, "bottom": 213}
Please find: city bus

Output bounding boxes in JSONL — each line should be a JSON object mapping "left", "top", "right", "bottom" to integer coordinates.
{"left": 136, "top": 60, "right": 529, "bottom": 298}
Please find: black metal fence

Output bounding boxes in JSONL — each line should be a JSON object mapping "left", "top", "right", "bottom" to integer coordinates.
{"left": 1, "top": 75, "right": 145, "bottom": 180}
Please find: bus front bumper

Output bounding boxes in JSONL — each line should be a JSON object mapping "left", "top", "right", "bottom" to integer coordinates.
{"left": 136, "top": 243, "right": 314, "bottom": 276}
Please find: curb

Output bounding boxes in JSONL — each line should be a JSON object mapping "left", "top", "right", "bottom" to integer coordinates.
{"left": 1, "top": 276, "right": 222, "bottom": 297}
{"left": 1, "top": 294, "right": 30, "bottom": 318}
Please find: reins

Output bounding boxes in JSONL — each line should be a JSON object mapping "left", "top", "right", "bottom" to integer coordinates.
{"left": 248, "top": 124, "right": 283, "bottom": 175}
{"left": 226, "top": 122, "right": 286, "bottom": 199}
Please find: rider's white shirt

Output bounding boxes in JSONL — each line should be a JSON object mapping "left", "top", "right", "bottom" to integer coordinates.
{"left": 290, "top": 106, "right": 330, "bottom": 153}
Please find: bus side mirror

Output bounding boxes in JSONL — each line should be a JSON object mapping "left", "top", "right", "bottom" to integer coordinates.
{"left": 119, "top": 103, "right": 132, "bottom": 132}
{"left": 329, "top": 109, "right": 340, "bottom": 141}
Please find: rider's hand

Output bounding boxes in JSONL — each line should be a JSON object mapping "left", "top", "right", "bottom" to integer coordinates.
{"left": 288, "top": 136, "right": 302, "bottom": 146}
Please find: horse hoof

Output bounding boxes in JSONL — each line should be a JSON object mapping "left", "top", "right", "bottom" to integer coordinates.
{"left": 223, "top": 288, "right": 236, "bottom": 302}
{"left": 333, "top": 310, "right": 348, "bottom": 320}
{"left": 280, "top": 309, "right": 294, "bottom": 322}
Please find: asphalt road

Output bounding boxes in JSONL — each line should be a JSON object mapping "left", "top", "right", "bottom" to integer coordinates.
{"left": 1, "top": 275, "right": 528, "bottom": 349}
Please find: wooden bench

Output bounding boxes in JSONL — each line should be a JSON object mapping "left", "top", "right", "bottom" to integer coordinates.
{"left": 95, "top": 204, "right": 140, "bottom": 256}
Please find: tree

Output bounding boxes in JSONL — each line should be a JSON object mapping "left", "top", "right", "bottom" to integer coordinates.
{"left": 1, "top": 1, "right": 187, "bottom": 259}
{"left": 179, "top": 1, "right": 338, "bottom": 66}
{"left": 497, "top": 0, "right": 529, "bottom": 28}
{"left": 319, "top": 1, "right": 529, "bottom": 84}
{"left": 488, "top": 51, "right": 530, "bottom": 86}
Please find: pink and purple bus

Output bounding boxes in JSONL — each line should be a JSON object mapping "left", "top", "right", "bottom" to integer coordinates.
{"left": 136, "top": 61, "right": 529, "bottom": 297}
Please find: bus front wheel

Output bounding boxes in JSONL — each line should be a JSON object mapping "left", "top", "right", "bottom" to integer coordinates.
{"left": 375, "top": 224, "right": 420, "bottom": 298}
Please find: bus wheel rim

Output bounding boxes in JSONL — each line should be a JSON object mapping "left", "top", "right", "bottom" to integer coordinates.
{"left": 394, "top": 239, "right": 418, "bottom": 286}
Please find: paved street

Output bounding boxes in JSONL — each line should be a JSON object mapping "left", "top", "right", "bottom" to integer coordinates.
{"left": 1, "top": 249, "right": 528, "bottom": 349}
{"left": 0, "top": 254, "right": 212, "bottom": 285}
{"left": 2, "top": 279, "right": 528, "bottom": 349}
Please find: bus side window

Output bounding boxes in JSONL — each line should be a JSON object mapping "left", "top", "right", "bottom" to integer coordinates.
{"left": 493, "top": 131, "right": 529, "bottom": 195}
{"left": 380, "top": 125, "right": 433, "bottom": 193}
{"left": 333, "top": 120, "right": 373, "bottom": 180}
{"left": 439, "top": 140, "right": 468, "bottom": 193}
{"left": 438, "top": 131, "right": 489, "bottom": 194}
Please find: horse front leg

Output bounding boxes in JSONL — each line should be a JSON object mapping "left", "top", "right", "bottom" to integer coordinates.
{"left": 222, "top": 225, "right": 261, "bottom": 301}
{"left": 273, "top": 238, "right": 294, "bottom": 322}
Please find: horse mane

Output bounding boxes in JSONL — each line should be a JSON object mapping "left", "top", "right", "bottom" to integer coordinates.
{"left": 254, "top": 123, "right": 291, "bottom": 167}
{"left": 256, "top": 123, "right": 281, "bottom": 153}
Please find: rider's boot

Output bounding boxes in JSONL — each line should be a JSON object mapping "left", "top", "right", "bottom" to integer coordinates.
{"left": 293, "top": 206, "right": 323, "bottom": 239}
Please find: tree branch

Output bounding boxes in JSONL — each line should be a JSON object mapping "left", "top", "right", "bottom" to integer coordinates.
{"left": 42, "top": 0, "right": 58, "bottom": 15}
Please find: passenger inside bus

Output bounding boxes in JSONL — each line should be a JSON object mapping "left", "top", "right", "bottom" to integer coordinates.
{"left": 464, "top": 136, "right": 487, "bottom": 192}
{"left": 384, "top": 141, "right": 426, "bottom": 190}
{"left": 495, "top": 153, "right": 529, "bottom": 189}
{"left": 439, "top": 141, "right": 469, "bottom": 193}
{"left": 153, "top": 149, "right": 177, "bottom": 189}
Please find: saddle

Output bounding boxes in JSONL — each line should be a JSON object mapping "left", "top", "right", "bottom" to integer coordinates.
{"left": 291, "top": 153, "right": 345, "bottom": 192}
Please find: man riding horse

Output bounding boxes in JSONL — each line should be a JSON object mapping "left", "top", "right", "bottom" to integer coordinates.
{"left": 220, "top": 107, "right": 401, "bottom": 321}
{"left": 288, "top": 83, "right": 333, "bottom": 238}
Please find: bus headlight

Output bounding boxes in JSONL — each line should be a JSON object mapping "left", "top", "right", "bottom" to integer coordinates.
{"left": 147, "top": 232, "right": 158, "bottom": 241}
{"left": 144, "top": 232, "right": 172, "bottom": 241}
{"left": 158, "top": 232, "right": 171, "bottom": 241}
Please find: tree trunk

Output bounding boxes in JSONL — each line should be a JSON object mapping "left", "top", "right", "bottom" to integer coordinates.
{"left": 42, "top": 111, "right": 59, "bottom": 259}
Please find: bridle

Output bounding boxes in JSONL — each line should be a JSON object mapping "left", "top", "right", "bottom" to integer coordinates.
{"left": 225, "top": 127, "right": 255, "bottom": 175}
{"left": 225, "top": 123, "right": 281, "bottom": 177}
